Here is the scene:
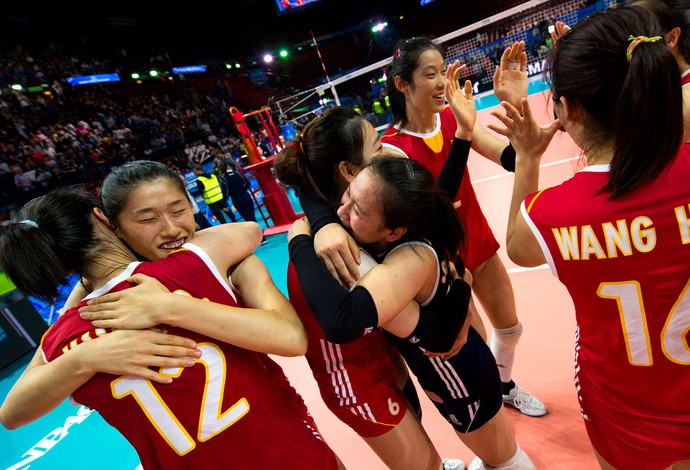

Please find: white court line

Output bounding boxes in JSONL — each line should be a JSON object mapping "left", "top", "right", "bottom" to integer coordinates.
{"left": 471, "top": 156, "right": 580, "bottom": 185}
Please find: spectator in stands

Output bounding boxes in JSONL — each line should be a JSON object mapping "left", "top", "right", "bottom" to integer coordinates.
{"left": 11, "top": 164, "right": 34, "bottom": 192}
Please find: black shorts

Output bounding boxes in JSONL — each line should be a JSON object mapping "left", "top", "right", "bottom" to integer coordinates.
{"left": 386, "top": 327, "right": 502, "bottom": 433}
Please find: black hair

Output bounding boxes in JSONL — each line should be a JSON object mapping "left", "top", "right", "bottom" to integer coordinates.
{"left": 368, "top": 156, "right": 464, "bottom": 261}
{"left": 546, "top": 6, "right": 683, "bottom": 198}
{"left": 100, "top": 160, "right": 189, "bottom": 225}
{"left": 0, "top": 188, "right": 98, "bottom": 302}
{"left": 385, "top": 37, "right": 445, "bottom": 129}
{"left": 275, "top": 107, "right": 368, "bottom": 207}
{"left": 626, "top": 0, "right": 690, "bottom": 64}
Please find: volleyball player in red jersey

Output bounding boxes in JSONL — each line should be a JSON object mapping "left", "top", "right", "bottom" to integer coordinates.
{"left": 496, "top": 7, "right": 690, "bottom": 468}
{"left": 0, "top": 164, "right": 342, "bottom": 469}
{"left": 276, "top": 104, "right": 464, "bottom": 470}
{"left": 277, "top": 62, "right": 536, "bottom": 470}
{"left": 380, "top": 38, "right": 546, "bottom": 417}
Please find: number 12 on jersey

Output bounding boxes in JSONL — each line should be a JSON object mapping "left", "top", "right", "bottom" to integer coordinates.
{"left": 111, "top": 343, "right": 250, "bottom": 455}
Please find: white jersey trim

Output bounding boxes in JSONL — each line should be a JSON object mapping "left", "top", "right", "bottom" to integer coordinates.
{"left": 85, "top": 262, "right": 141, "bottom": 300}
{"left": 182, "top": 243, "right": 237, "bottom": 303}
{"left": 382, "top": 112, "right": 443, "bottom": 157}
{"left": 381, "top": 142, "right": 410, "bottom": 158}
{"left": 389, "top": 113, "right": 442, "bottom": 139}
{"left": 683, "top": 69, "right": 690, "bottom": 87}
{"left": 385, "top": 241, "right": 440, "bottom": 306}
{"left": 520, "top": 200, "right": 559, "bottom": 279}
{"left": 578, "top": 163, "right": 610, "bottom": 173}
{"left": 84, "top": 244, "right": 237, "bottom": 303}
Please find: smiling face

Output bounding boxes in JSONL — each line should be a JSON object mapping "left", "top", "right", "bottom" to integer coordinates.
{"left": 113, "top": 178, "right": 196, "bottom": 261}
{"left": 337, "top": 167, "right": 392, "bottom": 248}
{"left": 405, "top": 48, "right": 447, "bottom": 116}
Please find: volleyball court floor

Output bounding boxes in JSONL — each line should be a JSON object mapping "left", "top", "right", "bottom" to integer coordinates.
{"left": 0, "top": 87, "right": 599, "bottom": 469}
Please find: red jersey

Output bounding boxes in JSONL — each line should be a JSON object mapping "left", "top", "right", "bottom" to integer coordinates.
{"left": 41, "top": 244, "right": 338, "bottom": 470}
{"left": 381, "top": 107, "right": 499, "bottom": 271}
{"left": 286, "top": 262, "right": 407, "bottom": 437}
{"left": 522, "top": 149, "right": 690, "bottom": 468}
{"left": 682, "top": 69, "right": 690, "bottom": 87}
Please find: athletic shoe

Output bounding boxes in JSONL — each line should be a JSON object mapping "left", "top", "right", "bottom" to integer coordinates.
{"left": 443, "top": 458, "right": 466, "bottom": 470}
{"left": 468, "top": 445, "right": 535, "bottom": 470}
{"left": 468, "top": 457, "right": 485, "bottom": 470}
{"left": 502, "top": 385, "right": 547, "bottom": 417}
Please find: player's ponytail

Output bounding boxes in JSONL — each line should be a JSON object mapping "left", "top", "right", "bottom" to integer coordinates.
{"left": 547, "top": 7, "right": 682, "bottom": 198}
{"left": 0, "top": 188, "right": 98, "bottom": 302}
{"left": 275, "top": 107, "right": 368, "bottom": 207}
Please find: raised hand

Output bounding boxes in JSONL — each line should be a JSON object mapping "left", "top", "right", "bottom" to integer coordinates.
{"left": 493, "top": 41, "right": 528, "bottom": 112}
{"left": 445, "top": 60, "right": 476, "bottom": 140}
{"left": 488, "top": 98, "right": 561, "bottom": 163}
{"left": 550, "top": 21, "right": 571, "bottom": 46}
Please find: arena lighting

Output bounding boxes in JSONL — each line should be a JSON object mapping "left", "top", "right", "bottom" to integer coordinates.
{"left": 235, "top": 63, "right": 241, "bottom": 68}
{"left": 263, "top": 54, "right": 273, "bottom": 63}
{"left": 226, "top": 63, "right": 233, "bottom": 69}
{"left": 66, "top": 74, "right": 121, "bottom": 86}
{"left": 149, "top": 70, "right": 158, "bottom": 77}
{"left": 171, "top": 65, "right": 206, "bottom": 74}
{"left": 131, "top": 73, "right": 140, "bottom": 79}
{"left": 371, "top": 22, "right": 388, "bottom": 33}
{"left": 279, "top": 49, "right": 288, "bottom": 58}
{"left": 11, "top": 84, "right": 23, "bottom": 91}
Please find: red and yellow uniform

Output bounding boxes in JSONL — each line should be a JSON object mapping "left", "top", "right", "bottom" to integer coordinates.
{"left": 41, "top": 244, "right": 339, "bottom": 470}
{"left": 381, "top": 107, "right": 499, "bottom": 271}
{"left": 522, "top": 147, "right": 690, "bottom": 469}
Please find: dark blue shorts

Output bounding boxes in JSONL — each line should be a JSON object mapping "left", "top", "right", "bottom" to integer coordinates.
{"left": 386, "top": 327, "right": 502, "bottom": 433}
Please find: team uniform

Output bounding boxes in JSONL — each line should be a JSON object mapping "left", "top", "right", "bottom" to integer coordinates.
{"left": 41, "top": 244, "right": 339, "bottom": 470}
{"left": 381, "top": 107, "right": 499, "bottom": 271}
{"left": 380, "top": 241, "right": 503, "bottom": 433}
{"left": 521, "top": 147, "right": 690, "bottom": 469}
{"left": 289, "top": 234, "right": 502, "bottom": 434}
{"left": 286, "top": 262, "right": 409, "bottom": 437}
{"left": 682, "top": 69, "right": 690, "bottom": 87}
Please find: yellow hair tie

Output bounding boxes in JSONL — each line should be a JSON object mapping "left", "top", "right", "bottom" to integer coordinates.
{"left": 627, "top": 35, "right": 663, "bottom": 62}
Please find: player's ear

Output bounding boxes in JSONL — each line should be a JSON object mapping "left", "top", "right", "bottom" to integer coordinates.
{"left": 394, "top": 75, "right": 410, "bottom": 95}
{"left": 92, "top": 207, "right": 116, "bottom": 230}
{"left": 385, "top": 226, "right": 407, "bottom": 243}
{"left": 338, "top": 161, "right": 358, "bottom": 182}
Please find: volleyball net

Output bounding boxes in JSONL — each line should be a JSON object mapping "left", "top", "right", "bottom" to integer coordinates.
{"left": 271, "top": 0, "right": 623, "bottom": 130}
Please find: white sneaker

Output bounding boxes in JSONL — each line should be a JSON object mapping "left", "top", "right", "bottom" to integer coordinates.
{"left": 468, "top": 457, "right": 485, "bottom": 470}
{"left": 502, "top": 385, "right": 547, "bottom": 417}
{"left": 443, "top": 459, "right": 466, "bottom": 470}
{"left": 467, "top": 447, "right": 535, "bottom": 470}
